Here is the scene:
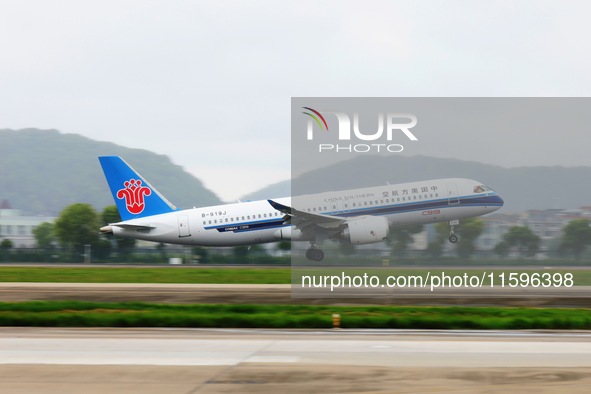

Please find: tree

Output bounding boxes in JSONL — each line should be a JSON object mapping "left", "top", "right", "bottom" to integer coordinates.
{"left": 156, "top": 242, "right": 168, "bottom": 261}
{"left": 54, "top": 203, "right": 100, "bottom": 259}
{"left": 493, "top": 240, "right": 510, "bottom": 258}
{"left": 192, "top": 246, "right": 209, "bottom": 263}
{"left": 559, "top": 219, "right": 591, "bottom": 259}
{"left": 389, "top": 225, "right": 423, "bottom": 258}
{"left": 338, "top": 241, "right": 356, "bottom": 256}
{"left": 426, "top": 222, "right": 451, "bottom": 259}
{"left": 0, "top": 239, "right": 12, "bottom": 250}
{"left": 277, "top": 240, "right": 291, "bottom": 252}
{"left": 101, "top": 205, "right": 136, "bottom": 260}
{"left": 32, "top": 222, "right": 56, "bottom": 250}
{"left": 455, "top": 218, "right": 485, "bottom": 258}
{"left": 0, "top": 239, "right": 13, "bottom": 261}
{"left": 502, "top": 226, "right": 540, "bottom": 258}
{"left": 233, "top": 246, "right": 249, "bottom": 260}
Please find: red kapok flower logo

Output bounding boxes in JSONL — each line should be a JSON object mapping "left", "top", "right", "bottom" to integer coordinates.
{"left": 117, "top": 179, "right": 152, "bottom": 214}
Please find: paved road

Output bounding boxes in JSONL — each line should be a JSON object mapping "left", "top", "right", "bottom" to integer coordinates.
{"left": 1, "top": 328, "right": 591, "bottom": 393}
{"left": 1, "top": 282, "right": 590, "bottom": 306}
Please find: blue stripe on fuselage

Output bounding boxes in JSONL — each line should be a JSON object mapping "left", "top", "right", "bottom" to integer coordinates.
{"left": 203, "top": 194, "right": 503, "bottom": 233}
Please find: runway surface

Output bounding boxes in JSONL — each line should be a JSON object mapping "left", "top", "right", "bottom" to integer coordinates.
{"left": 1, "top": 282, "right": 591, "bottom": 307}
{"left": 1, "top": 327, "right": 591, "bottom": 393}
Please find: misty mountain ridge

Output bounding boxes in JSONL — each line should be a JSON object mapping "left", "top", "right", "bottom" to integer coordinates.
{"left": 1, "top": 128, "right": 589, "bottom": 216}
{"left": 0, "top": 128, "right": 222, "bottom": 215}
{"left": 243, "top": 155, "right": 591, "bottom": 213}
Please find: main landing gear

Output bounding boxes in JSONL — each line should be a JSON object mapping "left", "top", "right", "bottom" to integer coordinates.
{"left": 448, "top": 220, "right": 459, "bottom": 243}
{"left": 306, "top": 244, "right": 325, "bottom": 262}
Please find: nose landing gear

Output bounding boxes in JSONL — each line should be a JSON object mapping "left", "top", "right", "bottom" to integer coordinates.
{"left": 448, "top": 220, "right": 459, "bottom": 243}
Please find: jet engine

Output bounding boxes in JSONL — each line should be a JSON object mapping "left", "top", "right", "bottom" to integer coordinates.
{"left": 339, "top": 216, "right": 390, "bottom": 245}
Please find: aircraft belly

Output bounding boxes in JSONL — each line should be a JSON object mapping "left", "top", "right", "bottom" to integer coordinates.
{"left": 445, "top": 205, "right": 482, "bottom": 219}
{"left": 387, "top": 209, "right": 447, "bottom": 227}
{"left": 194, "top": 227, "right": 278, "bottom": 247}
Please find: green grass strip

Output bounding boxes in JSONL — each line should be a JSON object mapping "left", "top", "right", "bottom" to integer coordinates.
{"left": 0, "top": 301, "right": 589, "bottom": 329}
{"left": 0, "top": 267, "right": 291, "bottom": 284}
{"left": 1, "top": 266, "right": 590, "bottom": 285}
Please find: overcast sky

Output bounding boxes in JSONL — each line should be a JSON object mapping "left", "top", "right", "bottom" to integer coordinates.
{"left": 1, "top": 1, "right": 591, "bottom": 201}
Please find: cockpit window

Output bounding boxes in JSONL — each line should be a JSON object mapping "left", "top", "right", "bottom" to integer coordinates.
{"left": 473, "top": 185, "right": 492, "bottom": 193}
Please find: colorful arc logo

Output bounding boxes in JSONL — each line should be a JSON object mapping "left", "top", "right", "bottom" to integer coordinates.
{"left": 302, "top": 107, "right": 328, "bottom": 131}
{"left": 117, "top": 179, "right": 152, "bottom": 214}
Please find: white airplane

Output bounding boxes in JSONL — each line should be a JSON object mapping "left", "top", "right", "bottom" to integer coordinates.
{"left": 99, "top": 156, "right": 504, "bottom": 261}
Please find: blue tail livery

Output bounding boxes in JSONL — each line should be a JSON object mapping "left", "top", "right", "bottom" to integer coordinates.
{"left": 98, "top": 156, "right": 177, "bottom": 220}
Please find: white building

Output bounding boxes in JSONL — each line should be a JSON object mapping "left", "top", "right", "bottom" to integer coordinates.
{"left": 0, "top": 201, "right": 55, "bottom": 248}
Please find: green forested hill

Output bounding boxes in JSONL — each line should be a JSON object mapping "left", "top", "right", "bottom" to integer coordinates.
{"left": 0, "top": 129, "right": 222, "bottom": 215}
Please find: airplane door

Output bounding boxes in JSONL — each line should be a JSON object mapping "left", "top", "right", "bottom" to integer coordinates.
{"left": 178, "top": 215, "right": 191, "bottom": 237}
{"left": 446, "top": 183, "right": 460, "bottom": 205}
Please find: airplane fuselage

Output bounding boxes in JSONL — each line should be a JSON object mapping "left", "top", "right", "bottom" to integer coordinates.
{"left": 106, "top": 178, "right": 503, "bottom": 247}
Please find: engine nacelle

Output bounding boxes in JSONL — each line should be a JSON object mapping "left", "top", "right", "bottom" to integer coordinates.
{"left": 340, "top": 216, "right": 390, "bottom": 245}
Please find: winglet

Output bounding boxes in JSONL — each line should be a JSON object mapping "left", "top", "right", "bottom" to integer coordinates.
{"left": 268, "top": 199, "right": 292, "bottom": 215}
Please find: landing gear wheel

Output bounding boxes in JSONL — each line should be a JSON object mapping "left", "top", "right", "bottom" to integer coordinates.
{"left": 448, "top": 220, "right": 459, "bottom": 244}
{"left": 306, "top": 247, "right": 325, "bottom": 262}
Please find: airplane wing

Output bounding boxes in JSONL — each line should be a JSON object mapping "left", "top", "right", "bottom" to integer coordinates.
{"left": 267, "top": 199, "right": 347, "bottom": 234}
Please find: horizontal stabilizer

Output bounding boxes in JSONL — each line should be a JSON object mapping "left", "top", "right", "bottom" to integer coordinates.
{"left": 100, "top": 223, "right": 156, "bottom": 234}
{"left": 112, "top": 223, "right": 156, "bottom": 230}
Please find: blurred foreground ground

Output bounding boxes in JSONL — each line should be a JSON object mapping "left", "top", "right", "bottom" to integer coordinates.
{"left": 2, "top": 282, "right": 590, "bottom": 307}
{"left": 1, "top": 328, "right": 590, "bottom": 393}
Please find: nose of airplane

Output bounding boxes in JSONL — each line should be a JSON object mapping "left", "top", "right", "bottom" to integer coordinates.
{"left": 491, "top": 193, "right": 504, "bottom": 211}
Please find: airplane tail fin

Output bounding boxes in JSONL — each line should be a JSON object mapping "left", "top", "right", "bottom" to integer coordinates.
{"left": 98, "top": 156, "right": 177, "bottom": 221}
